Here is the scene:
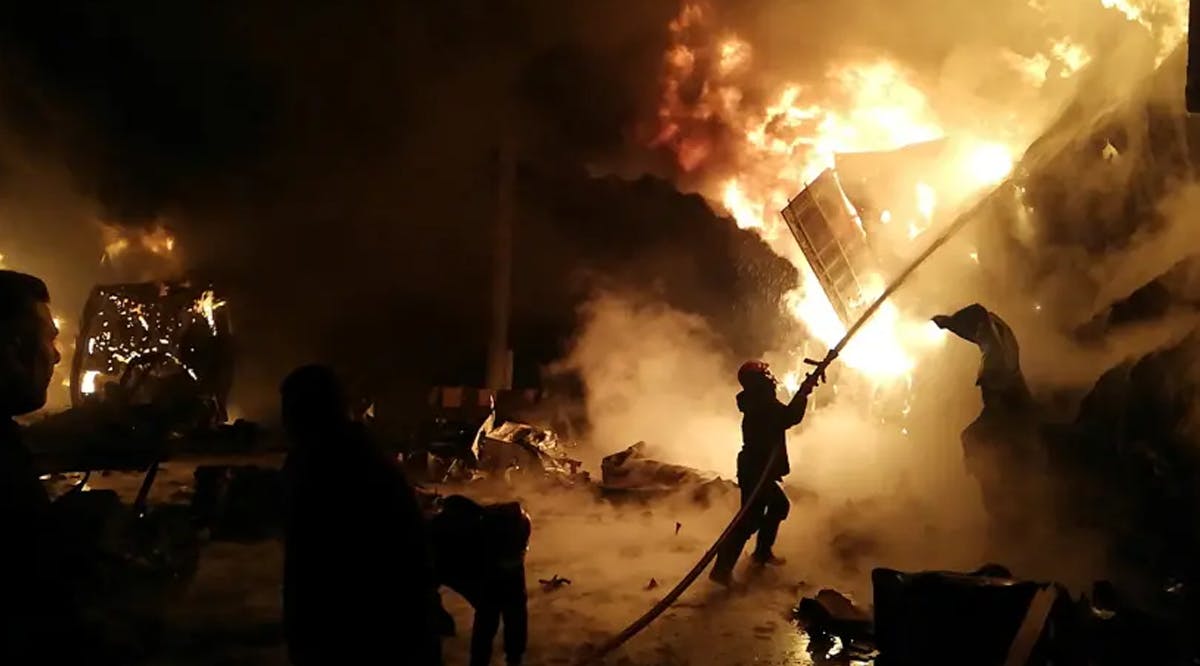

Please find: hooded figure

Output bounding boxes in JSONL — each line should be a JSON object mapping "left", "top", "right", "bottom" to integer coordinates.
{"left": 710, "top": 360, "right": 815, "bottom": 585}
{"left": 280, "top": 365, "right": 442, "bottom": 665}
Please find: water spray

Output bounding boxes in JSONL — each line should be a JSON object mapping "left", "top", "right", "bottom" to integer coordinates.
{"left": 579, "top": 193, "right": 989, "bottom": 663}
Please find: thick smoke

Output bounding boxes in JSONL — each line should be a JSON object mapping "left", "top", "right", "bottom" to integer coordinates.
{"left": 553, "top": 291, "right": 742, "bottom": 476}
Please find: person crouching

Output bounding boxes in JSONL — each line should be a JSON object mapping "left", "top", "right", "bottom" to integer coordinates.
{"left": 432, "top": 495, "right": 531, "bottom": 666}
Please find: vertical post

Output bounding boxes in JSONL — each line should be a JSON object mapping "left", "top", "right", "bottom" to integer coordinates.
{"left": 487, "top": 128, "right": 515, "bottom": 391}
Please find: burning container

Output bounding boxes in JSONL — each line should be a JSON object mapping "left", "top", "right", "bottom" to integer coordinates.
{"left": 780, "top": 169, "right": 876, "bottom": 325}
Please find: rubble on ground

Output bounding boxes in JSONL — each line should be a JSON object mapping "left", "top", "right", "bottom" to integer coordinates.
{"left": 599, "top": 441, "right": 735, "bottom": 505}
{"left": 539, "top": 574, "right": 571, "bottom": 591}
{"left": 477, "top": 419, "right": 584, "bottom": 481}
{"left": 794, "top": 588, "right": 873, "bottom": 643}
{"left": 52, "top": 483, "right": 202, "bottom": 658}
{"left": 416, "top": 411, "right": 587, "bottom": 486}
{"left": 790, "top": 564, "right": 1197, "bottom": 665}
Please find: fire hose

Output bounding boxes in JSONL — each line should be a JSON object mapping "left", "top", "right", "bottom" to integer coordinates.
{"left": 579, "top": 199, "right": 983, "bottom": 664}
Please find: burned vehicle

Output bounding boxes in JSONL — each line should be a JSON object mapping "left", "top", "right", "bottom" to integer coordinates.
{"left": 71, "top": 281, "right": 234, "bottom": 426}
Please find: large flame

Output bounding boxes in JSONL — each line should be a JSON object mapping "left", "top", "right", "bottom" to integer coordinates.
{"left": 653, "top": 5, "right": 1015, "bottom": 383}
{"left": 101, "top": 223, "right": 177, "bottom": 261}
{"left": 649, "top": 0, "right": 1186, "bottom": 385}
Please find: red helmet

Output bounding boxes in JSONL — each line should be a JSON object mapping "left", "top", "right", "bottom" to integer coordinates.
{"left": 737, "top": 360, "right": 774, "bottom": 389}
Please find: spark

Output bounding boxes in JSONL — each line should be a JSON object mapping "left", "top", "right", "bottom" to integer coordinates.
{"left": 191, "top": 290, "right": 227, "bottom": 335}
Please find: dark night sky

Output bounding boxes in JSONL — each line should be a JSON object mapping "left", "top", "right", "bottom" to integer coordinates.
{"left": 0, "top": 1, "right": 797, "bottom": 413}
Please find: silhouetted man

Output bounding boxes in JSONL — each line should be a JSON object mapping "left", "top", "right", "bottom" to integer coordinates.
{"left": 710, "top": 360, "right": 815, "bottom": 585}
{"left": 281, "top": 365, "right": 441, "bottom": 664}
{"left": 0, "top": 270, "right": 84, "bottom": 660}
{"left": 431, "top": 495, "right": 530, "bottom": 666}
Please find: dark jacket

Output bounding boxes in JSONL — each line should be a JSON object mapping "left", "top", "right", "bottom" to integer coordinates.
{"left": 431, "top": 496, "right": 530, "bottom": 666}
{"left": 736, "top": 388, "right": 807, "bottom": 480}
{"left": 283, "top": 423, "right": 440, "bottom": 664}
{"left": 0, "top": 419, "right": 86, "bottom": 662}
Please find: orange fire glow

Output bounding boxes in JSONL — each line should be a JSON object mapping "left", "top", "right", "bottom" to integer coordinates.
{"left": 651, "top": 0, "right": 1189, "bottom": 387}
{"left": 652, "top": 4, "right": 1020, "bottom": 383}
{"left": 101, "top": 223, "right": 177, "bottom": 261}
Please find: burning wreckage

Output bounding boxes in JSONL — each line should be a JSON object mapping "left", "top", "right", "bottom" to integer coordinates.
{"left": 777, "top": 45, "right": 1200, "bottom": 664}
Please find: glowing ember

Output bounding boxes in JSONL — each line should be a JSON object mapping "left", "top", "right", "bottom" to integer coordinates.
{"left": 191, "top": 289, "right": 227, "bottom": 335}
{"left": 80, "top": 370, "right": 100, "bottom": 395}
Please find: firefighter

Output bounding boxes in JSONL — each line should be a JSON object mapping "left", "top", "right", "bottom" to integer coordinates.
{"left": 431, "top": 494, "right": 531, "bottom": 666}
{"left": 710, "top": 360, "right": 819, "bottom": 585}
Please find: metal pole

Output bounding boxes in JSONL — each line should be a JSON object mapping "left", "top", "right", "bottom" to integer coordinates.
{"left": 487, "top": 128, "right": 515, "bottom": 391}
